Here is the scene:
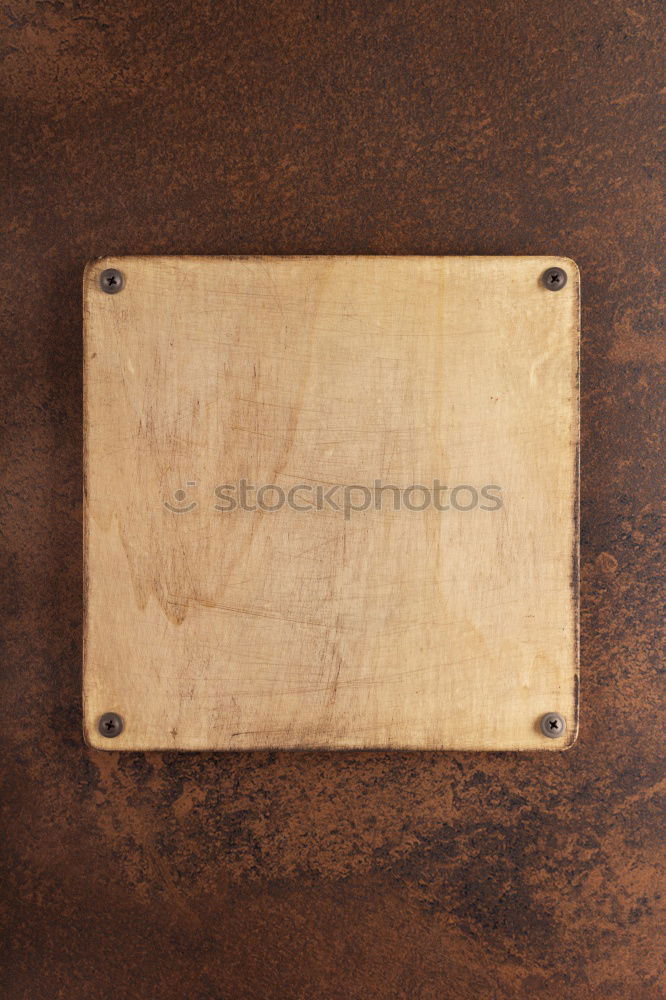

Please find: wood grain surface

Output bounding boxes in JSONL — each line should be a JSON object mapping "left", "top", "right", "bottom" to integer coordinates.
{"left": 2, "top": 0, "right": 664, "bottom": 997}
{"left": 84, "top": 255, "right": 579, "bottom": 751}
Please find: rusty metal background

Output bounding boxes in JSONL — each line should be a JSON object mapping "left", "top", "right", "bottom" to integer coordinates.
{"left": 1, "top": 1, "right": 664, "bottom": 997}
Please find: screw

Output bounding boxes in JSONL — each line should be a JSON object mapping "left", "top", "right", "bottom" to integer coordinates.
{"left": 542, "top": 266, "right": 567, "bottom": 291}
{"left": 98, "top": 712, "right": 124, "bottom": 738}
{"left": 540, "top": 712, "right": 566, "bottom": 738}
{"left": 99, "top": 267, "right": 124, "bottom": 294}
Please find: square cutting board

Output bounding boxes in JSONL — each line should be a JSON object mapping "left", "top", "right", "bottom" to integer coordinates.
{"left": 83, "top": 256, "right": 579, "bottom": 750}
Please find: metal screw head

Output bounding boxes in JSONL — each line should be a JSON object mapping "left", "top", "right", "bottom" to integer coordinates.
{"left": 98, "top": 712, "right": 124, "bottom": 738}
{"left": 542, "top": 266, "right": 567, "bottom": 291}
{"left": 540, "top": 712, "right": 566, "bottom": 738}
{"left": 99, "top": 267, "right": 124, "bottom": 294}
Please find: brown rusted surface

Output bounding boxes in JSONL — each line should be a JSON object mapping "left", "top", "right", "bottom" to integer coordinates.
{"left": 1, "top": 1, "right": 663, "bottom": 997}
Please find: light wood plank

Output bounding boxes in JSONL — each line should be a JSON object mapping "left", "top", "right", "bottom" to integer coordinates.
{"left": 83, "top": 256, "right": 579, "bottom": 750}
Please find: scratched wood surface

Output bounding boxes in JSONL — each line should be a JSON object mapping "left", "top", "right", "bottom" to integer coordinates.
{"left": 83, "top": 255, "right": 579, "bottom": 750}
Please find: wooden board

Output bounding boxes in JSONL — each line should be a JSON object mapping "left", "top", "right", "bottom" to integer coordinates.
{"left": 83, "top": 256, "right": 579, "bottom": 751}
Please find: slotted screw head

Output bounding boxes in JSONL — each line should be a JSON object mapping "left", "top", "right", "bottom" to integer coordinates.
{"left": 542, "top": 266, "right": 567, "bottom": 291}
{"left": 98, "top": 712, "right": 124, "bottom": 738}
{"left": 540, "top": 712, "right": 566, "bottom": 738}
{"left": 99, "top": 267, "right": 124, "bottom": 294}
